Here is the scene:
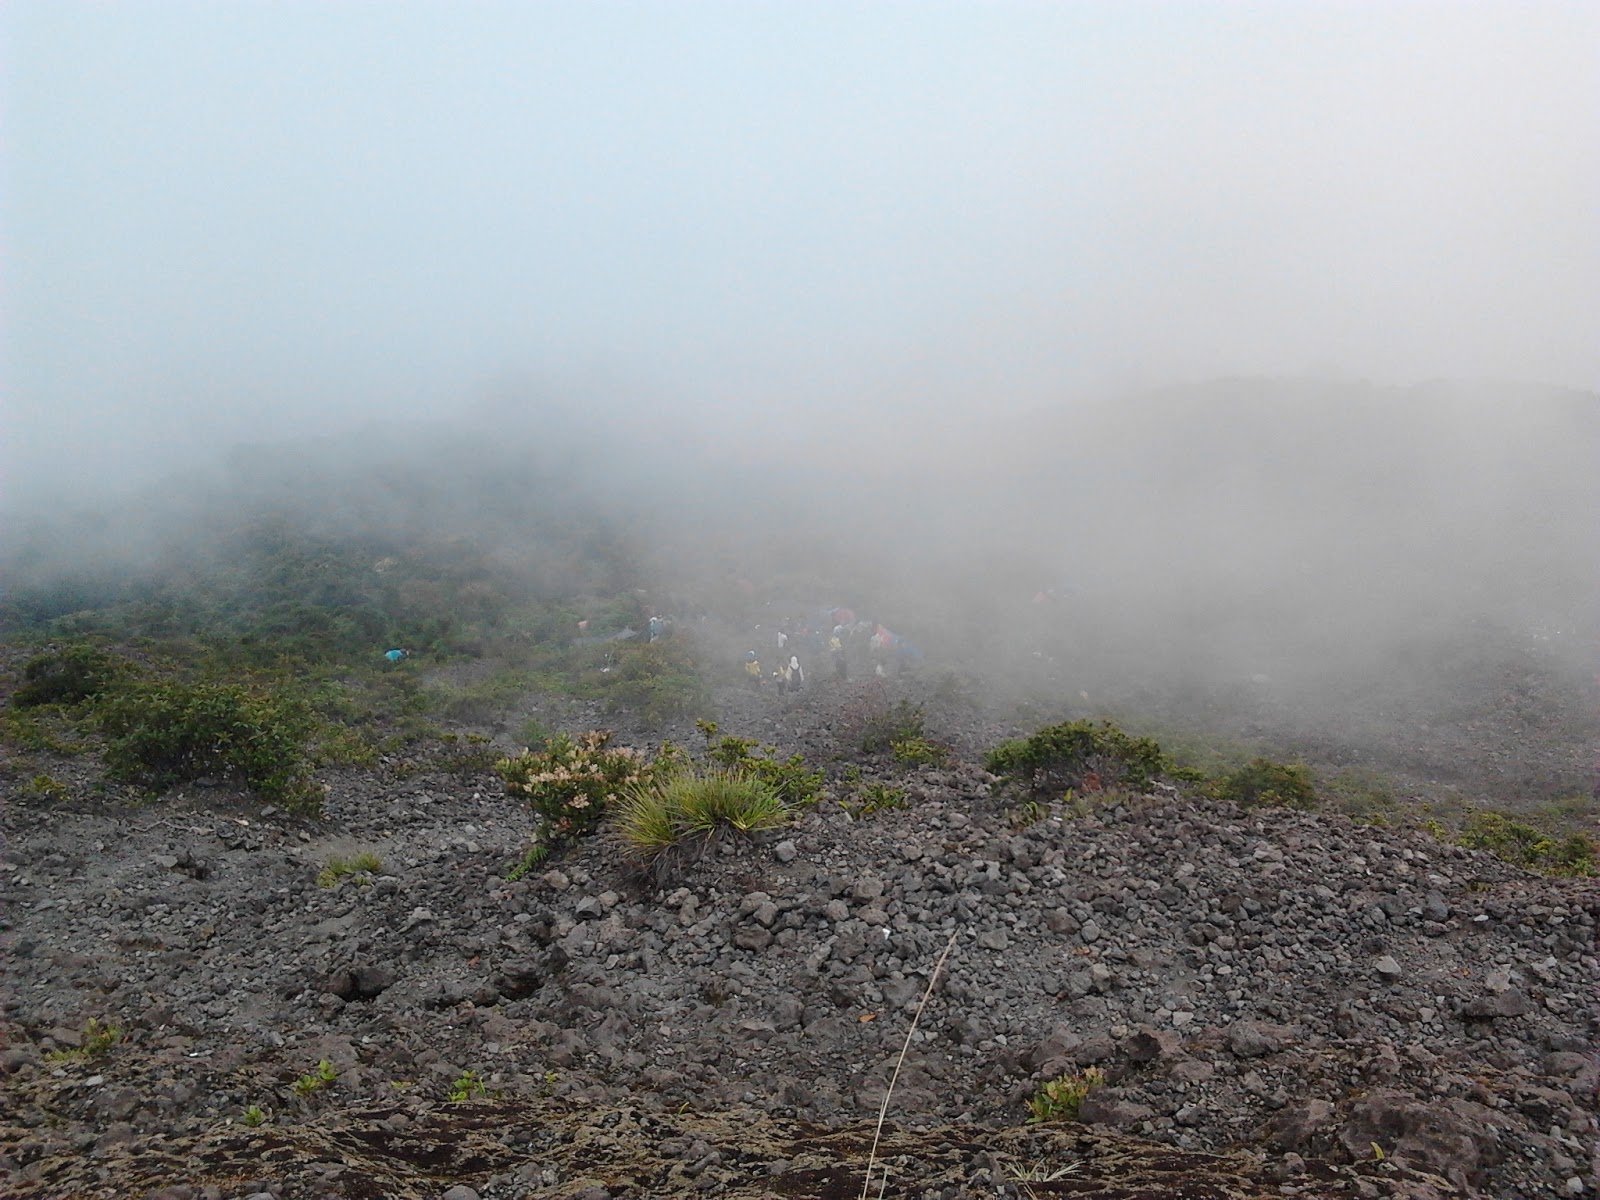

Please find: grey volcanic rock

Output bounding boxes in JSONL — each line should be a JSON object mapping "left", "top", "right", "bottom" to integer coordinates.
{"left": 1, "top": 670, "right": 1596, "bottom": 1200}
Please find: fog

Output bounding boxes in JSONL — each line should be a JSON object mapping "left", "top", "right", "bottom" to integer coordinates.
{"left": 5, "top": 2, "right": 1597, "bottom": 501}
{"left": 3, "top": 3, "right": 1598, "bottom": 789}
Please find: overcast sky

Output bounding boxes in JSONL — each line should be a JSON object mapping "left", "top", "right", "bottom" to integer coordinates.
{"left": 3, "top": 1, "right": 1596, "bottom": 507}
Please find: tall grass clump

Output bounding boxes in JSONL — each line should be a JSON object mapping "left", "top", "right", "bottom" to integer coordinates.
{"left": 615, "top": 769, "right": 788, "bottom": 865}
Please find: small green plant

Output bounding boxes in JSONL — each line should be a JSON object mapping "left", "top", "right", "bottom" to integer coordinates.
{"left": 1026, "top": 1067, "right": 1106, "bottom": 1123}
{"left": 292, "top": 1059, "right": 338, "bottom": 1096}
{"left": 25, "top": 773, "right": 69, "bottom": 802}
{"left": 843, "top": 781, "right": 906, "bottom": 818}
{"left": 44, "top": 1017, "right": 120, "bottom": 1063}
{"left": 1456, "top": 810, "right": 1596, "bottom": 877}
{"left": 1007, "top": 799, "right": 1048, "bottom": 829}
{"left": 497, "top": 730, "right": 656, "bottom": 868}
{"left": 242, "top": 1104, "right": 267, "bottom": 1127}
{"left": 890, "top": 736, "right": 950, "bottom": 767}
{"left": 81, "top": 1016, "right": 120, "bottom": 1056}
{"left": 1211, "top": 758, "right": 1317, "bottom": 810}
{"left": 98, "top": 679, "right": 321, "bottom": 811}
{"left": 987, "top": 720, "right": 1166, "bottom": 796}
{"left": 614, "top": 769, "right": 789, "bottom": 864}
{"left": 448, "top": 1069, "right": 488, "bottom": 1102}
{"left": 518, "top": 717, "right": 554, "bottom": 752}
{"left": 316, "top": 851, "right": 384, "bottom": 889}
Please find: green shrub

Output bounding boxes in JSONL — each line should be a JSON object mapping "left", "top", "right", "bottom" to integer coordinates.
{"left": 1026, "top": 1067, "right": 1106, "bottom": 1123}
{"left": 1212, "top": 758, "right": 1317, "bottom": 810}
{"left": 435, "top": 731, "right": 499, "bottom": 776}
{"left": 1457, "top": 811, "right": 1596, "bottom": 878}
{"left": 614, "top": 769, "right": 789, "bottom": 863}
{"left": 986, "top": 720, "right": 1166, "bottom": 796}
{"left": 496, "top": 730, "right": 655, "bottom": 869}
{"left": 891, "top": 736, "right": 950, "bottom": 767}
{"left": 98, "top": 679, "right": 321, "bottom": 811}
{"left": 842, "top": 781, "right": 905, "bottom": 818}
{"left": 518, "top": 718, "right": 554, "bottom": 752}
{"left": 12, "top": 643, "right": 129, "bottom": 709}
{"left": 698, "top": 723, "right": 825, "bottom": 808}
{"left": 842, "top": 684, "right": 926, "bottom": 753}
{"left": 581, "top": 640, "right": 706, "bottom": 722}
{"left": 0, "top": 708, "right": 89, "bottom": 755}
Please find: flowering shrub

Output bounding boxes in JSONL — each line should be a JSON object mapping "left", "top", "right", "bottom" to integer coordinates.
{"left": 496, "top": 730, "right": 654, "bottom": 874}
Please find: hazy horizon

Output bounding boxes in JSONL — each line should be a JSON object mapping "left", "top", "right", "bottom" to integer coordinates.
{"left": 4, "top": 1, "right": 1598, "bottom": 509}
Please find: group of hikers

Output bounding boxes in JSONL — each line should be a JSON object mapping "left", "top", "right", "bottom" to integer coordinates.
{"left": 742, "top": 605, "right": 923, "bottom": 691}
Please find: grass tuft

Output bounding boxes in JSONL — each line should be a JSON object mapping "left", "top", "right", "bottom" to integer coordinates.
{"left": 615, "top": 769, "right": 788, "bottom": 863}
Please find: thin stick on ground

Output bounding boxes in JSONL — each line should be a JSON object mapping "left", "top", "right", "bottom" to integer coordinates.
{"left": 860, "top": 930, "right": 958, "bottom": 1200}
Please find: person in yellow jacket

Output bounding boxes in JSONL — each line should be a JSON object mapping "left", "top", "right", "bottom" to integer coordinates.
{"left": 743, "top": 651, "right": 763, "bottom": 687}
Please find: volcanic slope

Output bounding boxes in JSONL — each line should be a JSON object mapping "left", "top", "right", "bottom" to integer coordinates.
{"left": 2, "top": 674, "right": 1597, "bottom": 1199}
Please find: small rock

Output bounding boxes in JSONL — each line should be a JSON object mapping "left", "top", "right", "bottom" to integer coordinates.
{"left": 1374, "top": 955, "right": 1402, "bottom": 979}
{"left": 441, "top": 1187, "right": 480, "bottom": 1200}
{"left": 774, "top": 840, "right": 798, "bottom": 863}
{"left": 852, "top": 876, "right": 884, "bottom": 902}
{"left": 1229, "top": 1020, "right": 1291, "bottom": 1058}
{"left": 1125, "top": 1027, "right": 1182, "bottom": 1062}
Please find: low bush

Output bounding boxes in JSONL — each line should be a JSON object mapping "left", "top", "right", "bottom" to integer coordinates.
{"left": 0, "top": 708, "right": 89, "bottom": 755}
{"left": 97, "top": 679, "right": 321, "bottom": 811}
{"left": 496, "top": 730, "right": 655, "bottom": 873}
{"left": 986, "top": 720, "right": 1166, "bottom": 797}
{"left": 842, "top": 684, "right": 927, "bottom": 753}
{"left": 1457, "top": 811, "right": 1595, "bottom": 878}
{"left": 581, "top": 640, "right": 706, "bottom": 723}
{"left": 1211, "top": 757, "right": 1317, "bottom": 810}
{"left": 12, "top": 643, "right": 131, "bottom": 709}
{"left": 698, "top": 722, "right": 825, "bottom": 807}
{"left": 842, "top": 780, "right": 905, "bottom": 818}
{"left": 890, "top": 736, "right": 950, "bottom": 767}
{"left": 614, "top": 769, "right": 789, "bottom": 864}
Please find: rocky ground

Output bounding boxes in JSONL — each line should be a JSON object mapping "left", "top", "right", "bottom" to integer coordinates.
{"left": 2, "top": 662, "right": 1598, "bottom": 1199}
